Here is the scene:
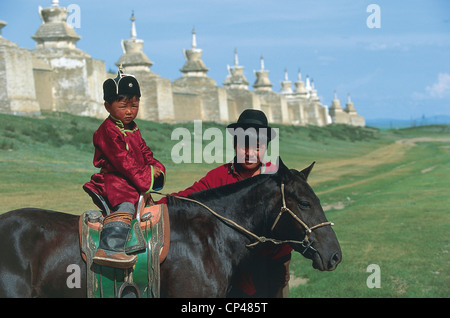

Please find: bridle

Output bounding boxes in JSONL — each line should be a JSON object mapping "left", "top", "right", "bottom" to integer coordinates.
{"left": 151, "top": 182, "right": 334, "bottom": 256}
{"left": 268, "top": 183, "right": 334, "bottom": 256}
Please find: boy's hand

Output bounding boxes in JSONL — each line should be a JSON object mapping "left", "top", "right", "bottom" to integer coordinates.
{"left": 153, "top": 166, "right": 162, "bottom": 178}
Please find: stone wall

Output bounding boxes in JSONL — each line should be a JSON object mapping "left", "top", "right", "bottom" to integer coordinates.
{"left": 0, "top": 4, "right": 366, "bottom": 127}
{"left": 0, "top": 31, "right": 40, "bottom": 116}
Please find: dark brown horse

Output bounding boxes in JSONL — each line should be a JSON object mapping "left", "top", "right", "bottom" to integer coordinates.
{"left": 0, "top": 160, "right": 341, "bottom": 297}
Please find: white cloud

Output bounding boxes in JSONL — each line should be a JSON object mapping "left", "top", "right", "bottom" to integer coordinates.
{"left": 426, "top": 73, "right": 450, "bottom": 98}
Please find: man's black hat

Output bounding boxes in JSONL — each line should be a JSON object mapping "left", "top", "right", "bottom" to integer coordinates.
{"left": 103, "top": 67, "right": 141, "bottom": 102}
{"left": 227, "top": 109, "right": 276, "bottom": 141}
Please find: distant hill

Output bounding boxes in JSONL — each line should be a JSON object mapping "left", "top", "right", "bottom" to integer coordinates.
{"left": 366, "top": 115, "right": 450, "bottom": 129}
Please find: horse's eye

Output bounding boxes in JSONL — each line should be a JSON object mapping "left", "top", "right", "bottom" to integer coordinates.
{"left": 299, "top": 201, "right": 311, "bottom": 210}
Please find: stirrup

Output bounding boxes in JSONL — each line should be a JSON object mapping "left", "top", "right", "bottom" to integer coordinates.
{"left": 93, "top": 250, "right": 137, "bottom": 269}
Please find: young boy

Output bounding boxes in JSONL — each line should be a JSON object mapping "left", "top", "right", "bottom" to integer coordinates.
{"left": 84, "top": 69, "right": 165, "bottom": 268}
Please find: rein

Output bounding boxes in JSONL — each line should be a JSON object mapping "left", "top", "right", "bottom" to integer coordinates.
{"left": 150, "top": 183, "right": 334, "bottom": 252}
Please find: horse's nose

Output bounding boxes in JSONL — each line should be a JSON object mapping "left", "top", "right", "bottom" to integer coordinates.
{"left": 328, "top": 252, "right": 341, "bottom": 270}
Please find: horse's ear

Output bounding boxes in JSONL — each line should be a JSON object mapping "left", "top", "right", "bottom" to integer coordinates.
{"left": 277, "top": 157, "right": 292, "bottom": 174}
{"left": 300, "top": 161, "right": 315, "bottom": 181}
{"left": 277, "top": 157, "right": 287, "bottom": 171}
{"left": 274, "top": 157, "right": 292, "bottom": 180}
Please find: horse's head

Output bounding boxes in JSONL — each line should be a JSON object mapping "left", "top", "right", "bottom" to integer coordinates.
{"left": 271, "top": 159, "right": 341, "bottom": 271}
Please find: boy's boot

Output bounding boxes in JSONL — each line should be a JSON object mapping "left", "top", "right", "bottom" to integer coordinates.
{"left": 93, "top": 212, "right": 137, "bottom": 268}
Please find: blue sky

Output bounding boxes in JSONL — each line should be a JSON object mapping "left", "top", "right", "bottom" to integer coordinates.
{"left": 1, "top": 0, "right": 449, "bottom": 120}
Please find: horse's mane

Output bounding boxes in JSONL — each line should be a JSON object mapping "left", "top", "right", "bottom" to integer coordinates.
{"left": 167, "top": 158, "right": 292, "bottom": 209}
{"left": 190, "top": 172, "right": 273, "bottom": 201}
{"left": 165, "top": 169, "right": 281, "bottom": 241}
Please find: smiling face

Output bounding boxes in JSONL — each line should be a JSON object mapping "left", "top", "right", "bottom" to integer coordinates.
{"left": 235, "top": 140, "right": 267, "bottom": 171}
{"left": 105, "top": 96, "right": 140, "bottom": 126}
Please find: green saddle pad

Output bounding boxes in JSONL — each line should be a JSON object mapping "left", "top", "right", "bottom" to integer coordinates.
{"left": 80, "top": 210, "right": 163, "bottom": 298}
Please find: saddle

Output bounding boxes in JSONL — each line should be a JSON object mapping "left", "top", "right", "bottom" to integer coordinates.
{"left": 79, "top": 191, "right": 170, "bottom": 298}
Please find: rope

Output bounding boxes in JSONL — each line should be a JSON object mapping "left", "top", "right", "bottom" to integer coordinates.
{"left": 270, "top": 183, "right": 334, "bottom": 241}
{"left": 150, "top": 184, "right": 333, "bottom": 248}
{"left": 152, "top": 191, "right": 269, "bottom": 246}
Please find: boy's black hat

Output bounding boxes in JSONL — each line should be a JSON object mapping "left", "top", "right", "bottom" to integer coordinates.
{"left": 103, "top": 67, "right": 141, "bottom": 102}
{"left": 226, "top": 109, "right": 276, "bottom": 141}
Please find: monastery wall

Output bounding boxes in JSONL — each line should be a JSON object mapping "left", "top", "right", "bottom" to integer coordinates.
{"left": 0, "top": 2, "right": 365, "bottom": 127}
{"left": 0, "top": 27, "right": 40, "bottom": 116}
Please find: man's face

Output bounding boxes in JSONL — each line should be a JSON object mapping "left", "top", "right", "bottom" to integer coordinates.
{"left": 235, "top": 139, "right": 267, "bottom": 171}
{"left": 105, "top": 96, "right": 140, "bottom": 125}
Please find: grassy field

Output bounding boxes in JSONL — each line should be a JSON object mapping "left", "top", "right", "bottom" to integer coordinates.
{"left": 0, "top": 112, "right": 449, "bottom": 297}
{"left": 290, "top": 127, "right": 450, "bottom": 298}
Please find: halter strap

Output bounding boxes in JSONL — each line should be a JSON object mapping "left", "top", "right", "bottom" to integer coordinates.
{"left": 270, "top": 183, "right": 334, "bottom": 242}
{"left": 150, "top": 182, "right": 334, "bottom": 249}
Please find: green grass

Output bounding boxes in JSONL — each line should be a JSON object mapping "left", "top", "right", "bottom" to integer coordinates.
{"left": 1, "top": 112, "right": 449, "bottom": 297}
{"left": 289, "top": 131, "right": 450, "bottom": 298}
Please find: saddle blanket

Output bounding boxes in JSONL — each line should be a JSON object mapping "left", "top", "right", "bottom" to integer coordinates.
{"left": 79, "top": 204, "right": 169, "bottom": 298}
